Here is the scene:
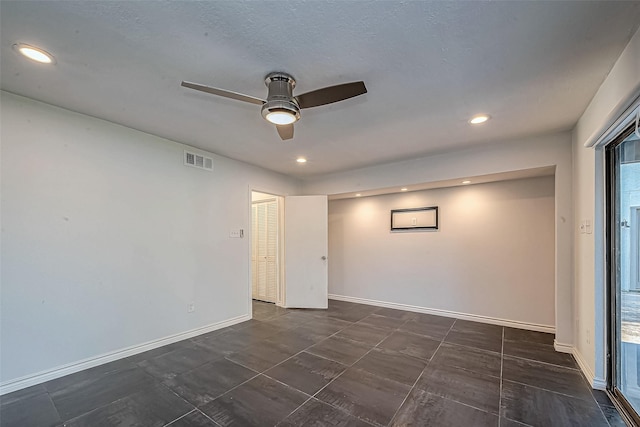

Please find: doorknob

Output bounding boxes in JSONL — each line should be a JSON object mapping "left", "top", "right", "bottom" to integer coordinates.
{"left": 321, "top": 256, "right": 327, "bottom": 260}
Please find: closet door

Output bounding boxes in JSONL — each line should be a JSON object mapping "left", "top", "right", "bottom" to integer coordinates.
{"left": 265, "top": 201, "right": 278, "bottom": 302}
{"left": 252, "top": 200, "right": 278, "bottom": 303}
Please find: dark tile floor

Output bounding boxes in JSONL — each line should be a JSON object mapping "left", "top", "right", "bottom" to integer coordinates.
{"left": 0, "top": 300, "right": 628, "bottom": 427}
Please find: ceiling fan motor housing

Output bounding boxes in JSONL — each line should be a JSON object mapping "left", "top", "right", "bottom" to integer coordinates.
{"left": 261, "top": 72, "right": 301, "bottom": 123}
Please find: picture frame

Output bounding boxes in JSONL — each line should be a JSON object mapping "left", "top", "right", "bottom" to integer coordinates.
{"left": 391, "top": 206, "right": 438, "bottom": 231}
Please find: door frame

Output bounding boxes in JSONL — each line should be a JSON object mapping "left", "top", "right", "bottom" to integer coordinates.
{"left": 248, "top": 187, "right": 286, "bottom": 314}
{"left": 252, "top": 198, "right": 279, "bottom": 303}
{"left": 606, "top": 124, "right": 640, "bottom": 426}
{"left": 631, "top": 206, "right": 640, "bottom": 292}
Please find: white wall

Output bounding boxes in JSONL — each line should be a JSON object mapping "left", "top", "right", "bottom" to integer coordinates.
{"left": 572, "top": 26, "right": 640, "bottom": 388}
{"left": 303, "top": 132, "right": 573, "bottom": 344}
{"left": 0, "top": 91, "right": 300, "bottom": 389}
{"left": 329, "top": 177, "right": 555, "bottom": 328}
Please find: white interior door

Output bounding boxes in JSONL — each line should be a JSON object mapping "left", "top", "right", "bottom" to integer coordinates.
{"left": 251, "top": 200, "right": 278, "bottom": 302}
{"left": 284, "top": 195, "right": 328, "bottom": 308}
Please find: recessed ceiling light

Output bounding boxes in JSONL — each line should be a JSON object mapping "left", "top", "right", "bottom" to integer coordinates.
{"left": 401, "top": 188, "right": 408, "bottom": 192}
{"left": 462, "top": 180, "right": 471, "bottom": 184}
{"left": 296, "top": 157, "right": 307, "bottom": 163}
{"left": 355, "top": 193, "right": 362, "bottom": 197}
{"left": 469, "top": 114, "right": 490, "bottom": 125}
{"left": 13, "top": 43, "right": 55, "bottom": 64}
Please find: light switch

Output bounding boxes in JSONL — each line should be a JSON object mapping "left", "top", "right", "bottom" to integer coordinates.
{"left": 229, "top": 229, "right": 243, "bottom": 238}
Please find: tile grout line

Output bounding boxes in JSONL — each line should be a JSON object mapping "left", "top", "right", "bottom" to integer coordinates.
{"left": 302, "top": 312, "right": 404, "bottom": 367}
{"left": 433, "top": 339, "right": 502, "bottom": 356}
{"left": 45, "top": 304, "right": 534, "bottom": 426}
{"left": 502, "top": 352, "right": 581, "bottom": 371}
{"left": 55, "top": 366, "right": 162, "bottom": 424}
{"left": 587, "top": 389, "right": 617, "bottom": 427}
{"left": 261, "top": 315, "right": 361, "bottom": 371}
{"left": 154, "top": 379, "right": 212, "bottom": 424}
{"left": 193, "top": 304, "right": 329, "bottom": 424}
{"left": 595, "top": 399, "right": 621, "bottom": 427}
{"left": 501, "top": 378, "right": 610, "bottom": 403}
{"left": 386, "top": 319, "right": 458, "bottom": 426}
{"left": 286, "top": 315, "right": 408, "bottom": 427}
{"left": 198, "top": 409, "right": 224, "bottom": 427}
{"left": 386, "top": 352, "right": 435, "bottom": 425}
{"left": 220, "top": 307, "right": 381, "bottom": 425}
{"left": 224, "top": 305, "right": 366, "bottom": 374}
{"left": 45, "top": 390, "right": 64, "bottom": 425}
{"left": 5, "top": 302, "right": 563, "bottom": 427}
{"left": 163, "top": 408, "right": 198, "bottom": 426}
{"left": 264, "top": 373, "right": 377, "bottom": 427}
{"left": 442, "top": 318, "right": 458, "bottom": 341}
{"left": 264, "top": 377, "right": 318, "bottom": 426}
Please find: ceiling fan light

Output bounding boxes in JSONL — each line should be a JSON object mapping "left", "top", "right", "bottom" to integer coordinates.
{"left": 266, "top": 110, "right": 297, "bottom": 125}
{"left": 261, "top": 98, "right": 300, "bottom": 126}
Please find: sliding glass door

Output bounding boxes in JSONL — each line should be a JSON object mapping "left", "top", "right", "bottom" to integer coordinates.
{"left": 608, "top": 125, "right": 640, "bottom": 423}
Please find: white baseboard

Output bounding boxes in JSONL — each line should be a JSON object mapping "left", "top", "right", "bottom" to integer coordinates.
{"left": 329, "top": 294, "right": 555, "bottom": 333}
{"left": 592, "top": 377, "right": 607, "bottom": 390}
{"left": 554, "top": 343, "right": 607, "bottom": 390}
{"left": 572, "top": 346, "right": 596, "bottom": 385}
{"left": 554, "top": 340, "right": 574, "bottom": 354}
{"left": 330, "top": 294, "right": 613, "bottom": 389}
{"left": 0, "top": 314, "right": 250, "bottom": 396}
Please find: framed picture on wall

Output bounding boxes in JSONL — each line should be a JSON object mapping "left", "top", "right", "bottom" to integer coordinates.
{"left": 391, "top": 206, "right": 438, "bottom": 231}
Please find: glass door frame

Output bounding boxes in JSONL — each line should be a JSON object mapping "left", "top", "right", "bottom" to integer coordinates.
{"left": 606, "top": 124, "right": 640, "bottom": 425}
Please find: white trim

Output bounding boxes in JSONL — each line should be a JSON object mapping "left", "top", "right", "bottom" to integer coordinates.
{"left": 584, "top": 89, "right": 640, "bottom": 148}
{"left": 592, "top": 377, "right": 607, "bottom": 391}
{"left": 554, "top": 340, "right": 574, "bottom": 354}
{"left": 328, "top": 294, "right": 555, "bottom": 333}
{"left": 0, "top": 314, "right": 250, "bottom": 396}
{"left": 248, "top": 187, "right": 288, "bottom": 308}
{"left": 572, "top": 347, "right": 596, "bottom": 387}
{"left": 555, "top": 343, "right": 607, "bottom": 390}
{"left": 333, "top": 294, "right": 613, "bottom": 389}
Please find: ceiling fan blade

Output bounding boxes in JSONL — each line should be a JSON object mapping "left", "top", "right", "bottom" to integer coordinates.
{"left": 181, "top": 81, "right": 265, "bottom": 105}
{"left": 276, "top": 124, "right": 294, "bottom": 140}
{"left": 295, "top": 81, "right": 367, "bottom": 109}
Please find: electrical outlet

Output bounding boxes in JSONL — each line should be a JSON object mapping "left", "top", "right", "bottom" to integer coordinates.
{"left": 187, "top": 303, "right": 195, "bottom": 313}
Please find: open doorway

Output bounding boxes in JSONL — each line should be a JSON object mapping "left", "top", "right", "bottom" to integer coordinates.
{"left": 249, "top": 190, "right": 329, "bottom": 313}
{"left": 251, "top": 191, "right": 284, "bottom": 306}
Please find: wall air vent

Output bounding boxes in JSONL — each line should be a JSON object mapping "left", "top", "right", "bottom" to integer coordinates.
{"left": 184, "top": 150, "right": 213, "bottom": 171}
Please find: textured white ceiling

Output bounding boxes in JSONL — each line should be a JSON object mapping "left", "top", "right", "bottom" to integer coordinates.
{"left": 2, "top": 1, "right": 640, "bottom": 178}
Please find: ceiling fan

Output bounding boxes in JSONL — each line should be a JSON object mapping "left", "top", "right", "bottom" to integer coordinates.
{"left": 181, "top": 72, "right": 367, "bottom": 140}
